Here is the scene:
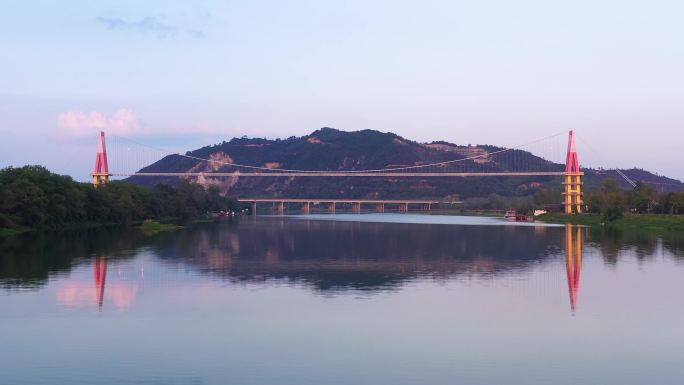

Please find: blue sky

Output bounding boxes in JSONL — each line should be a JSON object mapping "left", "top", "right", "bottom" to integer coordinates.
{"left": 1, "top": 0, "right": 682, "bottom": 180}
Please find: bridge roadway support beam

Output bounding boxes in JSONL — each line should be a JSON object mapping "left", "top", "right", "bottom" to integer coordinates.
{"left": 302, "top": 202, "right": 311, "bottom": 214}
{"left": 252, "top": 202, "right": 257, "bottom": 215}
{"left": 277, "top": 201, "right": 285, "bottom": 216}
{"left": 399, "top": 202, "right": 408, "bottom": 213}
{"left": 328, "top": 202, "right": 336, "bottom": 214}
{"left": 352, "top": 202, "right": 361, "bottom": 214}
{"left": 376, "top": 203, "right": 384, "bottom": 213}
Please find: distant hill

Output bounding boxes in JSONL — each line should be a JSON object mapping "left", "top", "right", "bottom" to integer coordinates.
{"left": 128, "top": 128, "right": 684, "bottom": 200}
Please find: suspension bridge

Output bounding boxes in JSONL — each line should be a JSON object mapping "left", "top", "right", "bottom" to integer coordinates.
{"left": 91, "top": 130, "right": 585, "bottom": 214}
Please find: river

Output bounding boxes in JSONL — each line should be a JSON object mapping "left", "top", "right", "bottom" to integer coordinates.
{"left": 1, "top": 214, "right": 684, "bottom": 384}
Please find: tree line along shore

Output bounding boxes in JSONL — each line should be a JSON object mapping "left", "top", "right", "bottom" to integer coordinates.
{"left": 0, "top": 166, "right": 241, "bottom": 236}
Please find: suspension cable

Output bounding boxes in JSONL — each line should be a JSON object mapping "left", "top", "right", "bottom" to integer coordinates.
{"left": 575, "top": 134, "right": 637, "bottom": 187}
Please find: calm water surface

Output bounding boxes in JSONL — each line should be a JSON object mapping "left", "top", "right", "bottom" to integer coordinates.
{"left": 2, "top": 214, "right": 684, "bottom": 385}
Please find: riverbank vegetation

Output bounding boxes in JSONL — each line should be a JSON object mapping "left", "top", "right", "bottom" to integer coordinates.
{"left": 585, "top": 179, "right": 684, "bottom": 217}
{"left": 537, "top": 179, "right": 684, "bottom": 230}
{"left": 0, "top": 166, "right": 241, "bottom": 234}
{"left": 138, "top": 219, "right": 184, "bottom": 235}
{"left": 537, "top": 212, "right": 684, "bottom": 231}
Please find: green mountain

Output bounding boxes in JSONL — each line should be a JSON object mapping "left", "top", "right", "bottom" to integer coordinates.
{"left": 128, "top": 128, "right": 683, "bottom": 200}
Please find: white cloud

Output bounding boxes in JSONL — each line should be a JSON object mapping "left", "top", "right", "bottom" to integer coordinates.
{"left": 96, "top": 16, "right": 206, "bottom": 39}
{"left": 57, "top": 109, "right": 140, "bottom": 136}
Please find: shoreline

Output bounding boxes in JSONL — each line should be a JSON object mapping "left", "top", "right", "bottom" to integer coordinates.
{"left": 536, "top": 213, "right": 684, "bottom": 231}
{"left": 0, "top": 218, "right": 201, "bottom": 238}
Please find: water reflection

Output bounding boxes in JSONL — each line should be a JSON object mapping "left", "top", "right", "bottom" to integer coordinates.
{"left": 1, "top": 217, "right": 683, "bottom": 312}
{"left": 56, "top": 224, "right": 589, "bottom": 313}
{"left": 94, "top": 256, "right": 106, "bottom": 308}
{"left": 565, "top": 225, "right": 582, "bottom": 312}
{"left": 4, "top": 217, "right": 684, "bottom": 385}
{"left": 163, "top": 219, "right": 562, "bottom": 293}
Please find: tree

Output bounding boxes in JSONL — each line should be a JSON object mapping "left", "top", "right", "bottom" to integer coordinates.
{"left": 590, "top": 179, "right": 625, "bottom": 221}
{"left": 628, "top": 181, "right": 658, "bottom": 214}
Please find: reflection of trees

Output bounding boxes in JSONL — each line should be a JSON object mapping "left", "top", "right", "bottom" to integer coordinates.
{"left": 587, "top": 227, "right": 676, "bottom": 266}
{"left": 662, "top": 232, "right": 684, "bottom": 260}
{"left": 0, "top": 227, "right": 148, "bottom": 289}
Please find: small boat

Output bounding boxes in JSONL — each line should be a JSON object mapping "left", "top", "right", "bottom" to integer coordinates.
{"left": 504, "top": 210, "right": 532, "bottom": 222}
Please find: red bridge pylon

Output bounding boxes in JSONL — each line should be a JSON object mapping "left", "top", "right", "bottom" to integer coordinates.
{"left": 563, "top": 130, "right": 583, "bottom": 214}
{"left": 91, "top": 131, "right": 110, "bottom": 187}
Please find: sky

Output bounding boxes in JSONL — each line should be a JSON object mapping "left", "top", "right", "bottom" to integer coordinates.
{"left": 1, "top": 0, "right": 682, "bottom": 181}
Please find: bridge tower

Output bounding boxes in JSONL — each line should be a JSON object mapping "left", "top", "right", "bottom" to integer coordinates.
{"left": 563, "top": 130, "right": 583, "bottom": 214}
{"left": 91, "top": 131, "right": 110, "bottom": 187}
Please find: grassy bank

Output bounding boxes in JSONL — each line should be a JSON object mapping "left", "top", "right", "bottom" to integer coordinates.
{"left": 537, "top": 213, "right": 684, "bottom": 231}
{"left": 0, "top": 221, "right": 124, "bottom": 237}
{"left": 0, "top": 219, "right": 185, "bottom": 238}
{"left": 137, "top": 220, "right": 184, "bottom": 235}
{"left": 0, "top": 227, "right": 33, "bottom": 237}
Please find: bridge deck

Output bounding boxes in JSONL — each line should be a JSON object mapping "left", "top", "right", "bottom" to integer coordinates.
{"left": 238, "top": 198, "right": 461, "bottom": 204}
{"left": 114, "top": 172, "right": 565, "bottom": 177}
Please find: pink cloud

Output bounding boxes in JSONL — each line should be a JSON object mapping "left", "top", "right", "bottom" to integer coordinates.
{"left": 57, "top": 108, "right": 140, "bottom": 136}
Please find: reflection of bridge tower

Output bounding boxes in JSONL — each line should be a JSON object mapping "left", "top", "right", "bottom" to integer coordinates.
{"left": 91, "top": 131, "right": 110, "bottom": 187}
{"left": 563, "top": 130, "right": 583, "bottom": 214}
{"left": 564, "top": 225, "right": 583, "bottom": 312}
{"left": 93, "top": 256, "right": 107, "bottom": 309}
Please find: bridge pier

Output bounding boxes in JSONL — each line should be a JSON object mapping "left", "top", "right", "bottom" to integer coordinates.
{"left": 238, "top": 199, "right": 459, "bottom": 214}
{"left": 563, "top": 173, "right": 583, "bottom": 214}
{"left": 352, "top": 202, "right": 361, "bottom": 214}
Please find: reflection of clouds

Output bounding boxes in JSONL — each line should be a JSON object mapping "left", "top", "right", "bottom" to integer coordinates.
{"left": 56, "top": 282, "right": 138, "bottom": 310}
{"left": 56, "top": 284, "right": 88, "bottom": 307}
